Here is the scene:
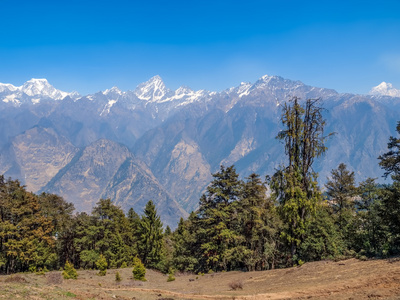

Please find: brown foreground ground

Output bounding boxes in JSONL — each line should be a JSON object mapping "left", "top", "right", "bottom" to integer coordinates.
{"left": 1, "top": 258, "right": 400, "bottom": 299}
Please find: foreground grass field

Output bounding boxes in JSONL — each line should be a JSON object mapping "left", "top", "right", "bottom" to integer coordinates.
{"left": 1, "top": 258, "right": 400, "bottom": 299}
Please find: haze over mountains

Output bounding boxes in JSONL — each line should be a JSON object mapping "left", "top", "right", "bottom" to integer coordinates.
{"left": 1, "top": 75, "right": 399, "bottom": 227}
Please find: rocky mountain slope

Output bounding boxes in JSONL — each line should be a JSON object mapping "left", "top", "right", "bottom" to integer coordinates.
{"left": 0, "top": 76, "right": 399, "bottom": 227}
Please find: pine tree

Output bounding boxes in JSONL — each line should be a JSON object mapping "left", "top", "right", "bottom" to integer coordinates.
{"left": 95, "top": 254, "right": 107, "bottom": 276}
{"left": 270, "top": 97, "right": 331, "bottom": 259}
{"left": 375, "top": 122, "right": 400, "bottom": 254}
{"left": 0, "top": 177, "right": 55, "bottom": 274}
{"left": 62, "top": 260, "right": 78, "bottom": 279}
{"left": 132, "top": 256, "right": 146, "bottom": 281}
{"left": 194, "top": 165, "right": 243, "bottom": 272}
{"left": 378, "top": 121, "right": 400, "bottom": 181}
{"left": 238, "top": 173, "right": 280, "bottom": 271}
{"left": 172, "top": 217, "right": 198, "bottom": 272}
{"left": 137, "top": 200, "right": 164, "bottom": 269}
{"left": 325, "top": 163, "right": 357, "bottom": 215}
{"left": 115, "top": 271, "right": 122, "bottom": 282}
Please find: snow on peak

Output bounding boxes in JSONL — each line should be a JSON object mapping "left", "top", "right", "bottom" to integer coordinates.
{"left": 369, "top": 82, "right": 400, "bottom": 97}
{"left": 22, "top": 78, "right": 51, "bottom": 96}
{"left": 103, "top": 86, "right": 122, "bottom": 96}
{"left": 237, "top": 82, "right": 252, "bottom": 98}
{"left": 0, "top": 78, "right": 80, "bottom": 105}
{"left": 135, "top": 75, "right": 169, "bottom": 101}
{"left": 0, "top": 82, "right": 18, "bottom": 93}
{"left": 21, "top": 78, "right": 77, "bottom": 100}
{"left": 175, "top": 86, "right": 193, "bottom": 95}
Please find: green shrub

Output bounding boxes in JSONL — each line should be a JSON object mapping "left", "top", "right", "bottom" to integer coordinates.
{"left": 95, "top": 254, "right": 108, "bottom": 276}
{"left": 167, "top": 268, "right": 175, "bottom": 282}
{"left": 62, "top": 261, "right": 78, "bottom": 280}
{"left": 132, "top": 257, "right": 146, "bottom": 281}
{"left": 115, "top": 271, "right": 122, "bottom": 282}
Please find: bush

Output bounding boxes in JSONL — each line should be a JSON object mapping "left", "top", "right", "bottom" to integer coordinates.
{"left": 167, "top": 269, "right": 175, "bottom": 282}
{"left": 115, "top": 271, "right": 122, "bottom": 282}
{"left": 95, "top": 254, "right": 108, "bottom": 276}
{"left": 132, "top": 257, "right": 146, "bottom": 281}
{"left": 229, "top": 280, "right": 244, "bottom": 290}
{"left": 62, "top": 261, "right": 78, "bottom": 279}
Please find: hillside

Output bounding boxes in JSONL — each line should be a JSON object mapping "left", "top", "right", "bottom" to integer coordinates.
{"left": 1, "top": 258, "right": 399, "bottom": 299}
{"left": 1, "top": 75, "right": 400, "bottom": 225}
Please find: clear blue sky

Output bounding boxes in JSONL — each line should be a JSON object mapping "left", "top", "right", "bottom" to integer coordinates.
{"left": 1, "top": 0, "right": 400, "bottom": 95}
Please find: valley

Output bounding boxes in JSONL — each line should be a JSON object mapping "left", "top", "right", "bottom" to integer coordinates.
{"left": 1, "top": 75, "right": 399, "bottom": 226}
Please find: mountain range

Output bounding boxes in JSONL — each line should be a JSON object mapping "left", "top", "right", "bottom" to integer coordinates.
{"left": 1, "top": 75, "right": 399, "bottom": 227}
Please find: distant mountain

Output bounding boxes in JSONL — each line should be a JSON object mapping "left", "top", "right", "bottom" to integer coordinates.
{"left": 369, "top": 82, "right": 400, "bottom": 97}
{"left": 1, "top": 75, "right": 399, "bottom": 227}
{"left": 0, "top": 78, "right": 79, "bottom": 106}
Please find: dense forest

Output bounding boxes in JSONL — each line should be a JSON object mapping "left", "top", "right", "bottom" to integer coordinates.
{"left": 1, "top": 98, "right": 400, "bottom": 275}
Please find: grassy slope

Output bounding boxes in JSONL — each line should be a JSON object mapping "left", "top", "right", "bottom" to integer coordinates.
{"left": 1, "top": 258, "right": 400, "bottom": 299}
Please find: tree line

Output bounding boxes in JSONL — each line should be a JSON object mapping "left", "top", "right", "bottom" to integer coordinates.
{"left": 1, "top": 97, "right": 400, "bottom": 275}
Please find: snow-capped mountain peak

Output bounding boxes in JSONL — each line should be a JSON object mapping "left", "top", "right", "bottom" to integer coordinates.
{"left": 0, "top": 82, "right": 18, "bottom": 93}
{"left": 0, "top": 78, "right": 80, "bottom": 106}
{"left": 22, "top": 78, "right": 53, "bottom": 96}
{"left": 21, "top": 78, "right": 78, "bottom": 100}
{"left": 370, "top": 82, "right": 400, "bottom": 97}
{"left": 103, "top": 86, "right": 123, "bottom": 96}
{"left": 134, "top": 75, "right": 169, "bottom": 102}
{"left": 237, "top": 82, "right": 252, "bottom": 98}
{"left": 175, "top": 86, "right": 194, "bottom": 95}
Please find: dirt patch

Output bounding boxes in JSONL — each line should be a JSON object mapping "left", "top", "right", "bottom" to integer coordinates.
{"left": 4, "top": 274, "right": 28, "bottom": 283}
{"left": 1, "top": 258, "right": 400, "bottom": 299}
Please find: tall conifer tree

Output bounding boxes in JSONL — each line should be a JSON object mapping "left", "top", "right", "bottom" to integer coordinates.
{"left": 270, "top": 97, "right": 331, "bottom": 258}
{"left": 137, "top": 200, "right": 164, "bottom": 269}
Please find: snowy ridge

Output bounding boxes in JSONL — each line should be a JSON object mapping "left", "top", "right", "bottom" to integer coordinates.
{"left": 237, "top": 82, "right": 252, "bottom": 98}
{"left": 0, "top": 78, "right": 80, "bottom": 106}
{"left": 103, "top": 86, "right": 123, "bottom": 96}
{"left": 134, "top": 75, "right": 169, "bottom": 102}
{"left": 1, "top": 74, "right": 343, "bottom": 110}
{"left": 370, "top": 82, "right": 400, "bottom": 97}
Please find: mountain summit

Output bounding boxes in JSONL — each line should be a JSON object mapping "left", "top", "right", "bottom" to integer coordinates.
{"left": 134, "top": 75, "right": 169, "bottom": 102}
{"left": 0, "top": 78, "right": 79, "bottom": 105}
{"left": 369, "top": 82, "right": 400, "bottom": 97}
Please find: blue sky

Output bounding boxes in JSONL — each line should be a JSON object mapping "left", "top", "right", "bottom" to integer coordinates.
{"left": 1, "top": 0, "right": 400, "bottom": 95}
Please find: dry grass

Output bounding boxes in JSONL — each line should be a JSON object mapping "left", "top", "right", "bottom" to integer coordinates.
{"left": 46, "top": 272, "right": 63, "bottom": 285}
{"left": 4, "top": 274, "right": 27, "bottom": 283}
{"left": 1, "top": 258, "right": 400, "bottom": 299}
{"left": 228, "top": 279, "right": 244, "bottom": 290}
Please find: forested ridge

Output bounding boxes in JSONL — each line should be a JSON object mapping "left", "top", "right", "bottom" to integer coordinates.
{"left": 1, "top": 98, "right": 400, "bottom": 275}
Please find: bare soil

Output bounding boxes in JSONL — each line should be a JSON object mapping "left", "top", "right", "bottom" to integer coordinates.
{"left": 1, "top": 258, "right": 400, "bottom": 299}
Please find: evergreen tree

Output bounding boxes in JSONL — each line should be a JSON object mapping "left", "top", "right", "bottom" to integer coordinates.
{"left": 238, "top": 174, "right": 281, "bottom": 271}
{"left": 270, "top": 97, "right": 331, "bottom": 258}
{"left": 376, "top": 122, "right": 400, "bottom": 254}
{"left": 195, "top": 165, "right": 243, "bottom": 272}
{"left": 0, "top": 177, "right": 55, "bottom": 274}
{"left": 299, "top": 202, "right": 345, "bottom": 261}
{"left": 132, "top": 256, "right": 146, "bottom": 281}
{"left": 62, "top": 260, "right": 78, "bottom": 279}
{"left": 92, "top": 199, "right": 133, "bottom": 268}
{"left": 378, "top": 121, "right": 400, "bottom": 181}
{"left": 137, "top": 200, "right": 164, "bottom": 269}
{"left": 325, "top": 163, "right": 357, "bottom": 215}
{"left": 96, "top": 254, "right": 108, "bottom": 276}
{"left": 325, "top": 163, "right": 357, "bottom": 248}
{"left": 172, "top": 216, "right": 198, "bottom": 272}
